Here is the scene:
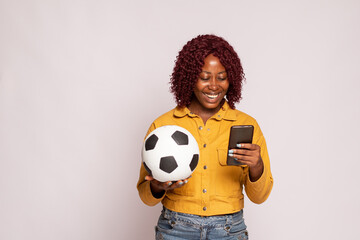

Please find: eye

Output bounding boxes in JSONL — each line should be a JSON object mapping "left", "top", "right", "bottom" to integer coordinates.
{"left": 217, "top": 72, "right": 227, "bottom": 81}
{"left": 217, "top": 75, "right": 227, "bottom": 81}
{"left": 199, "top": 73, "right": 210, "bottom": 81}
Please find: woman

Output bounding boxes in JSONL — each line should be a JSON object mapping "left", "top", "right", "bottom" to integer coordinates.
{"left": 137, "top": 34, "right": 273, "bottom": 240}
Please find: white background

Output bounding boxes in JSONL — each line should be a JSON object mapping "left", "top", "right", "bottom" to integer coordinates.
{"left": 1, "top": 0, "right": 359, "bottom": 239}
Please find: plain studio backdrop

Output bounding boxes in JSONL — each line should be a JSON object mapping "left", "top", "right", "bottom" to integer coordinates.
{"left": 1, "top": 0, "right": 359, "bottom": 239}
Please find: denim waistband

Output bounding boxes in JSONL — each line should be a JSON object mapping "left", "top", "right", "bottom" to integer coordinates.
{"left": 162, "top": 207, "right": 244, "bottom": 226}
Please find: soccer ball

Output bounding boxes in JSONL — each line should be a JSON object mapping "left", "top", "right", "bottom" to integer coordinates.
{"left": 142, "top": 125, "right": 199, "bottom": 182}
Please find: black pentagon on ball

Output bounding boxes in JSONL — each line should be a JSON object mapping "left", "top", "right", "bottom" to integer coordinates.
{"left": 189, "top": 154, "right": 199, "bottom": 171}
{"left": 145, "top": 134, "right": 158, "bottom": 151}
{"left": 159, "top": 156, "right": 178, "bottom": 174}
{"left": 143, "top": 162, "right": 152, "bottom": 176}
{"left": 171, "top": 130, "right": 188, "bottom": 145}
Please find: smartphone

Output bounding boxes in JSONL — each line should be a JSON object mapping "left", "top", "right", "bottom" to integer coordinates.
{"left": 227, "top": 125, "right": 254, "bottom": 166}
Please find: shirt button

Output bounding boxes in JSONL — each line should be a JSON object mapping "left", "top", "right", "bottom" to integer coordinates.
{"left": 199, "top": 126, "right": 203, "bottom": 130}
{"left": 203, "top": 189, "right": 207, "bottom": 193}
{"left": 203, "top": 165, "right": 207, "bottom": 170}
{"left": 217, "top": 115, "right": 221, "bottom": 118}
{"left": 207, "top": 128, "right": 210, "bottom": 131}
{"left": 203, "top": 144, "right": 207, "bottom": 148}
{"left": 203, "top": 207, "right": 207, "bottom": 211}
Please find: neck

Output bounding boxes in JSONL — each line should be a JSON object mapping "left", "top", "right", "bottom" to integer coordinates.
{"left": 188, "top": 99, "right": 224, "bottom": 124}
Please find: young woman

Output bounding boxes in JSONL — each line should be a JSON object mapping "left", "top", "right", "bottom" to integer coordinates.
{"left": 137, "top": 34, "right": 273, "bottom": 240}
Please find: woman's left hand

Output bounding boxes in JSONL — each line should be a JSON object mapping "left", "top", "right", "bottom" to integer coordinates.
{"left": 229, "top": 143, "right": 264, "bottom": 182}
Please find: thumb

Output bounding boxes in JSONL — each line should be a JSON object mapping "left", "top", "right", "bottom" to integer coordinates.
{"left": 145, "top": 175, "right": 154, "bottom": 181}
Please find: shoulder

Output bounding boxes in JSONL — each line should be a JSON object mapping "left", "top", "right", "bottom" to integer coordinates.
{"left": 152, "top": 108, "right": 176, "bottom": 123}
{"left": 150, "top": 107, "right": 187, "bottom": 128}
{"left": 144, "top": 107, "right": 191, "bottom": 138}
{"left": 227, "top": 107, "right": 258, "bottom": 125}
{"left": 228, "top": 108, "right": 264, "bottom": 139}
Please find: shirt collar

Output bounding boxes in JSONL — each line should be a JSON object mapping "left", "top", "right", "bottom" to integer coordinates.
{"left": 173, "top": 101, "right": 237, "bottom": 121}
{"left": 173, "top": 106, "right": 195, "bottom": 118}
{"left": 217, "top": 101, "right": 237, "bottom": 121}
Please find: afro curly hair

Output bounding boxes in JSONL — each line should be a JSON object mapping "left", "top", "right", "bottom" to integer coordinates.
{"left": 170, "top": 34, "right": 245, "bottom": 109}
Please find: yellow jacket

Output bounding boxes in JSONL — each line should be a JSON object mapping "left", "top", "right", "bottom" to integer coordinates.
{"left": 137, "top": 101, "right": 273, "bottom": 216}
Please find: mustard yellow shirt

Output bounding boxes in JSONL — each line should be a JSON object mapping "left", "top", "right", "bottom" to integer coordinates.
{"left": 137, "top": 101, "right": 273, "bottom": 216}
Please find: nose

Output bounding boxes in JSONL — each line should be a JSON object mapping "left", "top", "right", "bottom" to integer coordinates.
{"left": 208, "top": 77, "right": 219, "bottom": 91}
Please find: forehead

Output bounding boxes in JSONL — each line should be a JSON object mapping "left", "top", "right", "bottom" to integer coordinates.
{"left": 202, "top": 54, "right": 225, "bottom": 71}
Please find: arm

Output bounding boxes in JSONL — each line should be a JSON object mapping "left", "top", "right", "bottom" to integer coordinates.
{"left": 228, "top": 125, "right": 273, "bottom": 204}
{"left": 244, "top": 134, "right": 273, "bottom": 204}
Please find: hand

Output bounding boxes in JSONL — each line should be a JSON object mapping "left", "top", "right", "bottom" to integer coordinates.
{"left": 145, "top": 175, "right": 191, "bottom": 196}
{"left": 229, "top": 143, "right": 264, "bottom": 182}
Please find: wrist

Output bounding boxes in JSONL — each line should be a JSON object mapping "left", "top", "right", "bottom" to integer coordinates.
{"left": 249, "top": 159, "right": 264, "bottom": 182}
{"left": 150, "top": 181, "right": 165, "bottom": 198}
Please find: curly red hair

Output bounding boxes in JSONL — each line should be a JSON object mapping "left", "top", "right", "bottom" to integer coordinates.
{"left": 170, "top": 34, "right": 245, "bottom": 109}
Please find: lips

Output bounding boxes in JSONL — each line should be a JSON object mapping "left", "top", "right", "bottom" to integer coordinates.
{"left": 203, "top": 92, "right": 221, "bottom": 100}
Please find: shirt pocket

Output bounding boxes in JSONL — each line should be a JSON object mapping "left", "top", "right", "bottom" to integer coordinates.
{"left": 215, "top": 148, "right": 242, "bottom": 197}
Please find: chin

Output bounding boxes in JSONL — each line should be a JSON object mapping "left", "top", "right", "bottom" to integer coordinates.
{"left": 203, "top": 102, "right": 222, "bottom": 109}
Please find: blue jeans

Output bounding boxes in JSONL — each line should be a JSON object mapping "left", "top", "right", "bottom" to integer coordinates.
{"left": 155, "top": 207, "right": 248, "bottom": 240}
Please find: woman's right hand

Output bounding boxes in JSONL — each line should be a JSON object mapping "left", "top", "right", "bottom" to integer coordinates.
{"left": 145, "top": 175, "right": 191, "bottom": 195}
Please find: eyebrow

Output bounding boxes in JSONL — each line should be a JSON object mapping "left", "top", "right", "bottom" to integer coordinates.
{"left": 201, "top": 71, "right": 227, "bottom": 74}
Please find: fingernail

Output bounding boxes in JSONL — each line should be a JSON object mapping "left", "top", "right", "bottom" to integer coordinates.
{"left": 178, "top": 181, "right": 183, "bottom": 185}
{"left": 168, "top": 182, "right": 172, "bottom": 186}
{"left": 184, "top": 180, "right": 188, "bottom": 184}
{"left": 236, "top": 144, "right": 242, "bottom": 148}
{"left": 228, "top": 150, "right": 234, "bottom": 154}
{"left": 228, "top": 153, "right": 233, "bottom": 157}
{"left": 234, "top": 158, "right": 238, "bottom": 161}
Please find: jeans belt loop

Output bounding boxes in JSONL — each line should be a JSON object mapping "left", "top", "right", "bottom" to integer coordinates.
{"left": 163, "top": 207, "right": 170, "bottom": 219}
{"left": 174, "top": 210, "right": 178, "bottom": 222}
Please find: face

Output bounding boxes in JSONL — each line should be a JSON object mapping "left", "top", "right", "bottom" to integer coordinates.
{"left": 191, "top": 54, "right": 229, "bottom": 112}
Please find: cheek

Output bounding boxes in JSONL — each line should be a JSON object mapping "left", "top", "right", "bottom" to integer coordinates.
{"left": 194, "top": 81, "right": 207, "bottom": 91}
{"left": 222, "top": 81, "right": 230, "bottom": 91}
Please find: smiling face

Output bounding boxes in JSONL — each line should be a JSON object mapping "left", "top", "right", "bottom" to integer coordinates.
{"left": 189, "top": 54, "right": 229, "bottom": 115}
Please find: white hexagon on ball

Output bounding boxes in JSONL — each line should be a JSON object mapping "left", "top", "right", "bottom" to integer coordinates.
{"left": 142, "top": 125, "right": 200, "bottom": 182}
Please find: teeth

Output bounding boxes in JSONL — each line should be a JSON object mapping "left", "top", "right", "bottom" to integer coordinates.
{"left": 204, "top": 93, "right": 219, "bottom": 99}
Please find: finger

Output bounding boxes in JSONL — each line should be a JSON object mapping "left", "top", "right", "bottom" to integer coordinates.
{"left": 234, "top": 155, "right": 257, "bottom": 162}
{"left": 236, "top": 143, "right": 260, "bottom": 150}
{"left": 234, "top": 159, "right": 248, "bottom": 165}
{"left": 173, "top": 180, "right": 185, "bottom": 188}
{"left": 230, "top": 149, "right": 252, "bottom": 156}
{"left": 165, "top": 182, "right": 180, "bottom": 190}
{"left": 168, "top": 178, "right": 191, "bottom": 190}
{"left": 229, "top": 149, "right": 258, "bottom": 160}
{"left": 182, "top": 175, "right": 192, "bottom": 184}
{"left": 145, "top": 175, "right": 155, "bottom": 181}
{"left": 164, "top": 181, "right": 173, "bottom": 188}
